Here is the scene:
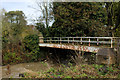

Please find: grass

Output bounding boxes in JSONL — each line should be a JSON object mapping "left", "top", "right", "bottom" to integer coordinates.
{"left": 23, "top": 63, "right": 120, "bottom": 78}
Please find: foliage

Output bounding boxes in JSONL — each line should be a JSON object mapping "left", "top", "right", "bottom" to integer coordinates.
{"left": 2, "top": 10, "right": 43, "bottom": 64}
{"left": 3, "top": 52, "right": 22, "bottom": 65}
{"left": 23, "top": 34, "right": 40, "bottom": 61}
{"left": 21, "top": 25, "right": 42, "bottom": 39}
{"left": 2, "top": 10, "right": 27, "bottom": 54}
{"left": 35, "top": 2, "right": 120, "bottom": 37}
{"left": 24, "top": 63, "right": 120, "bottom": 78}
{"left": 4, "top": 10, "right": 27, "bottom": 42}
{"left": 35, "top": 23, "right": 49, "bottom": 37}
{"left": 2, "top": 10, "right": 28, "bottom": 65}
{"left": 49, "top": 2, "right": 108, "bottom": 37}
{"left": 105, "top": 2, "right": 120, "bottom": 36}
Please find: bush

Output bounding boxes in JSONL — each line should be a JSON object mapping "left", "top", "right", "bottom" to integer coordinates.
{"left": 3, "top": 52, "right": 22, "bottom": 65}
{"left": 23, "top": 34, "right": 40, "bottom": 61}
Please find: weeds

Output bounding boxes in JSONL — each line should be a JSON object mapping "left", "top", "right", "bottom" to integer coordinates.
{"left": 23, "top": 62, "right": 120, "bottom": 78}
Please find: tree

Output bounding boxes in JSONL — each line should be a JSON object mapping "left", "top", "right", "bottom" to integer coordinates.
{"left": 35, "top": 23, "right": 48, "bottom": 37}
{"left": 105, "top": 2, "right": 120, "bottom": 37}
{"left": 33, "top": 1, "right": 54, "bottom": 37}
{"left": 50, "top": 2, "right": 108, "bottom": 37}
{"left": 5, "top": 11, "right": 27, "bottom": 42}
{"left": 2, "top": 10, "right": 27, "bottom": 54}
{"left": 1, "top": 9, "right": 10, "bottom": 50}
{"left": 35, "top": 1, "right": 53, "bottom": 28}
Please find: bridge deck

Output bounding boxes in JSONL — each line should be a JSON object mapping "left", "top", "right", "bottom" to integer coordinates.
{"left": 39, "top": 43, "right": 103, "bottom": 53}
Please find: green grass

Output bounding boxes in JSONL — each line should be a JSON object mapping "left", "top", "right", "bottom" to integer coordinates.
{"left": 23, "top": 63, "right": 120, "bottom": 78}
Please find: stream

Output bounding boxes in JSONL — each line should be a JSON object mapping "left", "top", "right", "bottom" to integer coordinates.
{"left": 1, "top": 62, "right": 52, "bottom": 78}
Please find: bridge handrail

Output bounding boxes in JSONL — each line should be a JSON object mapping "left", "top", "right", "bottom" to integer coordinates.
{"left": 39, "top": 37, "right": 120, "bottom": 48}
{"left": 39, "top": 37, "right": 119, "bottom": 39}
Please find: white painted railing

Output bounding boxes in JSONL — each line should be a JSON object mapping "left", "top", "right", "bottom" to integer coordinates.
{"left": 39, "top": 37, "right": 120, "bottom": 48}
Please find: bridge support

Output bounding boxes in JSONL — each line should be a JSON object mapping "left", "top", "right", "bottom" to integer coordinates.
{"left": 116, "top": 38, "right": 120, "bottom": 67}
{"left": 96, "top": 48, "right": 116, "bottom": 65}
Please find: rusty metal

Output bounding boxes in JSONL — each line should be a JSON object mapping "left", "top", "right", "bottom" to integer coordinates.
{"left": 39, "top": 43, "right": 100, "bottom": 53}
{"left": 39, "top": 37, "right": 120, "bottom": 53}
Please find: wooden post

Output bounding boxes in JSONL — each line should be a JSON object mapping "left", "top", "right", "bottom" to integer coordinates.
{"left": 81, "top": 38, "right": 82, "bottom": 45}
{"left": 89, "top": 38, "right": 90, "bottom": 46}
{"left": 111, "top": 38, "right": 113, "bottom": 48}
{"left": 97, "top": 38, "right": 99, "bottom": 46}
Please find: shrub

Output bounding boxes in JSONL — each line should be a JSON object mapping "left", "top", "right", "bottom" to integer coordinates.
{"left": 23, "top": 34, "right": 40, "bottom": 61}
{"left": 3, "top": 52, "right": 22, "bottom": 65}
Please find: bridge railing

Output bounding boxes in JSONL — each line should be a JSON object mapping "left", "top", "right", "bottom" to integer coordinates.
{"left": 39, "top": 37, "right": 120, "bottom": 48}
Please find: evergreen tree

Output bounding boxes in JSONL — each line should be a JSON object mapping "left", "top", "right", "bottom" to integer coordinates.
{"left": 50, "top": 2, "right": 108, "bottom": 37}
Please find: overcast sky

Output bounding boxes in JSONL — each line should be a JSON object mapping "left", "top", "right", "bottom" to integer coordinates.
{"left": 0, "top": 0, "right": 41, "bottom": 25}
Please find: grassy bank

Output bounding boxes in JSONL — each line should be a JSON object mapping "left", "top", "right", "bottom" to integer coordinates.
{"left": 23, "top": 62, "right": 120, "bottom": 78}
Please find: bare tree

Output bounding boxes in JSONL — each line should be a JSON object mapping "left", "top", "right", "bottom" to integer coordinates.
{"left": 30, "top": 0, "right": 54, "bottom": 28}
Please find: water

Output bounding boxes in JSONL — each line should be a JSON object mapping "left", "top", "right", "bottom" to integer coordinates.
{"left": 2, "top": 62, "right": 51, "bottom": 78}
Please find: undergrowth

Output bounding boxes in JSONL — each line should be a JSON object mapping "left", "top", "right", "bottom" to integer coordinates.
{"left": 23, "top": 63, "right": 120, "bottom": 78}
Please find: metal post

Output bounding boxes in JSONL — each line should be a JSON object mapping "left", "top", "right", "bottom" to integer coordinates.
{"left": 89, "top": 38, "right": 90, "bottom": 46}
{"left": 111, "top": 38, "right": 113, "bottom": 48}
{"left": 72, "top": 37, "right": 74, "bottom": 45}
{"left": 97, "top": 38, "right": 99, "bottom": 46}
{"left": 46, "top": 38, "right": 48, "bottom": 43}
{"left": 68, "top": 38, "right": 69, "bottom": 43}
{"left": 60, "top": 37, "right": 61, "bottom": 44}
{"left": 57, "top": 38, "right": 59, "bottom": 43}
{"left": 39, "top": 37, "right": 41, "bottom": 43}
{"left": 50, "top": 38, "right": 52, "bottom": 43}
{"left": 81, "top": 38, "right": 82, "bottom": 45}
{"left": 39, "top": 37, "right": 44, "bottom": 43}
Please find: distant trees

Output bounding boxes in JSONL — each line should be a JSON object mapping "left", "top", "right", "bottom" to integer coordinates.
{"left": 2, "top": 10, "right": 43, "bottom": 65}
{"left": 2, "top": 10, "right": 27, "bottom": 54}
{"left": 5, "top": 11, "right": 27, "bottom": 41}
{"left": 49, "top": 2, "right": 108, "bottom": 37}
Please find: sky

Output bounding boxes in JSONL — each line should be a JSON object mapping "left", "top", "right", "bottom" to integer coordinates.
{"left": 0, "top": 0, "right": 41, "bottom": 25}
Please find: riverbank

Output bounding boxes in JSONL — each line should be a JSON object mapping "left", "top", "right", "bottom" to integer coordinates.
{"left": 23, "top": 63, "right": 120, "bottom": 78}
{"left": 2, "top": 61, "right": 120, "bottom": 78}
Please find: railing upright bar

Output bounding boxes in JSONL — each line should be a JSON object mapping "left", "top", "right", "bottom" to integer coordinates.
{"left": 57, "top": 38, "right": 59, "bottom": 43}
{"left": 111, "top": 38, "right": 113, "bottom": 48}
{"left": 81, "top": 38, "right": 82, "bottom": 44}
{"left": 97, "top": 38, "right": 99, "bottom": 46}
{"left": 60, "top": 37, "right": 61, "bottom": 44}
{"left": 72, "top": 37, "right": 74, "bottom": 45}
{"left": 46, "top": 37, "right": 47, "bottom": 43}
{"left": 89, "top": 38, "right": 90, "bottom": 46}
{"left": 50, "top": 38, "right": 52, "bottom": 43}
{"left": 68, "top": 37, "right": 69, "bottom": 43}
